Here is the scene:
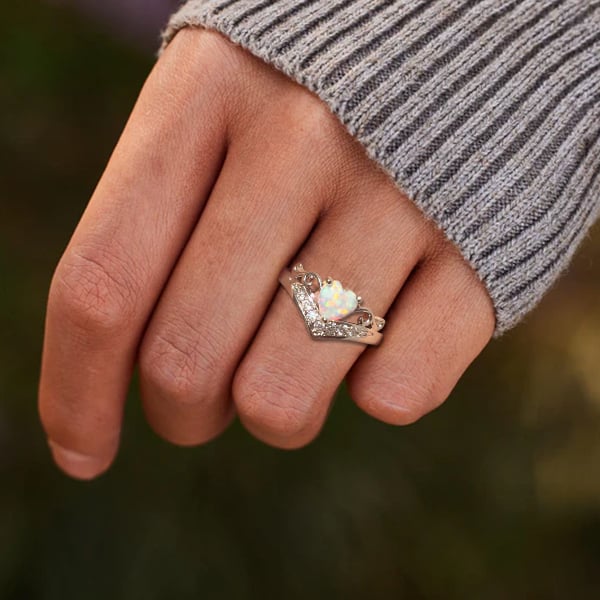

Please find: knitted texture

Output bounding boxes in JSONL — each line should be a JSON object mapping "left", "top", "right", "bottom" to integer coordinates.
{"left": 162, "top": 0, "right": 600, "bottom": 334}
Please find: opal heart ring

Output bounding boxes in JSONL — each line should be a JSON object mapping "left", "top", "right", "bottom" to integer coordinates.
{"left": 279, "top": 264, "right": 385, "bottom": 345}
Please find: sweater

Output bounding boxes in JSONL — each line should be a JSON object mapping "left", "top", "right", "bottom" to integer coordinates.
{"left": 161, "top": 0, "right": 600, "bottom": 335}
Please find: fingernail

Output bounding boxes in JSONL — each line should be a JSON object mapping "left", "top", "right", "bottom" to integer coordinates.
{"left": 47, "top": 440, "right": 109, "bottom": 481}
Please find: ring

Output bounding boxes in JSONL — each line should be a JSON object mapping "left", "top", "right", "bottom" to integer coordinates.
{"left": 279, "top": 264, "right": 385, "bottom": 345}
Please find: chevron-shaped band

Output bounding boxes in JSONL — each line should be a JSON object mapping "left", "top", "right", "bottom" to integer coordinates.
{"left": 279, "top": 265, "right": 384, "bottom": 345}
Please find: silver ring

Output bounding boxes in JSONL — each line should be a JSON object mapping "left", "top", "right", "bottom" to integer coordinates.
{"left": 279, "top": 264, "right": 385, "bottom": 345}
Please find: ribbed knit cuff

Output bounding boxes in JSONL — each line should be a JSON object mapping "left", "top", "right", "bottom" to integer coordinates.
{"left": 162, "top": 0, "right": 600, "bottom": 334}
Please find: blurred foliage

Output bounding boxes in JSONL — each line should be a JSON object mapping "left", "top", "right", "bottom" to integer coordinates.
{"left": 1, "top": 1, "right": 600, "bottom": 598}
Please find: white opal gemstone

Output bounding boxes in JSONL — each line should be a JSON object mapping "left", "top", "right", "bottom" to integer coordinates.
{"left": 316, "top": 280, "right": 358, "bottom": 321}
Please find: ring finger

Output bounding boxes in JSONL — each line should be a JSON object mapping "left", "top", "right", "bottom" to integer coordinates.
{"left": 232, "top": 171, "right": 434, "bottom": 448}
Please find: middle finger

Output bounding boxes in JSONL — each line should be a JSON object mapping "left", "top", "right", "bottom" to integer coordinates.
{"left": 233, "top": 172, "right": 433, "bottom": 448}
{"left": 138, "top": 131, "right": 332, "bottom": 445}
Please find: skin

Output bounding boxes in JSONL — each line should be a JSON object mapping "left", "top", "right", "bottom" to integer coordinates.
{"left": 38, "top": 29, "right": 495, "bottom": 480}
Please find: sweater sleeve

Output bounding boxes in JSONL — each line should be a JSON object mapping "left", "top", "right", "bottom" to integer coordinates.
{"left": 161, "top": 0, "right": 600, "bottom": 335}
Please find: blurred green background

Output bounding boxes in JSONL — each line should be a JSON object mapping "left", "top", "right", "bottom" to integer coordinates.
{"left": 2, "top": 2, "right": 600, "bottom": 598}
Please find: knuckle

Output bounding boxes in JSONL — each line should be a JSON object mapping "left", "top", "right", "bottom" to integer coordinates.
{"left": 280, "top": 90, "right": 360, "bottom": 200}
{"left": 350, "top": 367, "right": 443, "bottom": 426}
{"left": 195, "top": 32, "right": 248, "bottom": 108}
{"left": 288, "top": 92, "right": 345, "bottom": 156}
{"left": 140, "top": 316, "right": 230, "bottom": 408}
{"left": 233, "top": 361, "right": 317, "bottom": 445}
{"left": 424, "top": 224, "right": 463, "bottom": 264}
{"left": 49, "top": 242, "right": 140, "bottom": 335}
{"left": 166, "top": 28, "right": 243, "bottom": 87}
{"left": 159, "top": 28, "right": 247, "bottom": 127}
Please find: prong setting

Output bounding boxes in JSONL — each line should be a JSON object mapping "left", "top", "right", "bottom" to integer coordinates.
{"left": 281, "top": 264, "right": 384, "bottom": 345}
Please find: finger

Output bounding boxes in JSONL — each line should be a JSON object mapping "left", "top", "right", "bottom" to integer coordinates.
{"left": 347, "top": 245, "right": 495, "bottom": 426}
{"left": 39, "top": 30, "right": 233, "bottom": 479}
{"left": 232, "top": 173, "right": 433, "bottom": 448}
{"left": 137, "top": 124, "right": 331, "bottom": 446}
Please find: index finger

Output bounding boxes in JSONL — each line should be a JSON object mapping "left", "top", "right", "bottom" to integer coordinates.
{"left": 39, "top": 30, "right": 232, "bottom": 479}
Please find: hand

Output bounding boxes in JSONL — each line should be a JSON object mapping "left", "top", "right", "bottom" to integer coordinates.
{"left": 39, "top": 29, "right": 495, "bottom": 480}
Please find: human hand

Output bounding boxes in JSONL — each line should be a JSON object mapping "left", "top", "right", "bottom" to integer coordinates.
{"left": 39, "top": 29, "right": 495, "bottom": 480}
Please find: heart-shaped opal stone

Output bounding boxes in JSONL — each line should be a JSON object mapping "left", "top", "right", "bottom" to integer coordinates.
{"left": 316, "top": 280, "right": 358, "bottom": 321}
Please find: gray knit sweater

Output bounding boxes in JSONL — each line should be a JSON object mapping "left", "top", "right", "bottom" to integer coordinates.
{"left": 162, "top": 0, "right": 600, "bottom": 334}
